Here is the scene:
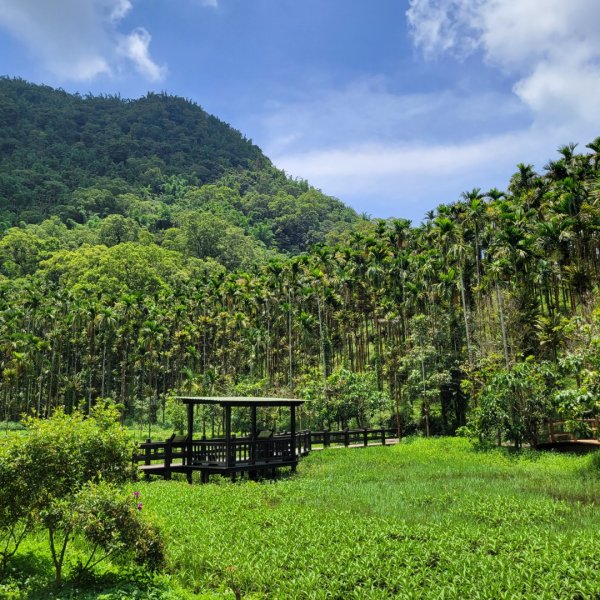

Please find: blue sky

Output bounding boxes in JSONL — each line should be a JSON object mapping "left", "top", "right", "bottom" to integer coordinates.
{"left": 0, "top": 0, "right": 599, "bottom": 222}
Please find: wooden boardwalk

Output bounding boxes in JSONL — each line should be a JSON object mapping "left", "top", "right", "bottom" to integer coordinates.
{"left": 536, "top": 418, "right": 599, "bottom": 453}
{"left": 134, "top": 417, "right": 599, "bottom": 483}
{"left": 134, "top": 427, "right": 399, "bottom": 483}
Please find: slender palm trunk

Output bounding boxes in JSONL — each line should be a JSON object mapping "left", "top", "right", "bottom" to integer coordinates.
{"left": 496, "top": 282, "right": 510, "bottom": 369}
{"left": 460, "top": 271, "right": 472, "bottom": 363}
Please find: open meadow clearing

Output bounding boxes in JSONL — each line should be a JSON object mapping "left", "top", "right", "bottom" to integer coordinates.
{"left": 2, "top": 437, "right": 599, "bottom": 599}
{"left": 140, "top": 438, "right": 597, "bottom": 598}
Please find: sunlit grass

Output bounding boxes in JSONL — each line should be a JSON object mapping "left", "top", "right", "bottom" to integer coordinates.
{"left": 2, "top": 437, "right": 597, "bottom": 598}
{"left": 136, "top": 437, "right": 599, "bottom": 599}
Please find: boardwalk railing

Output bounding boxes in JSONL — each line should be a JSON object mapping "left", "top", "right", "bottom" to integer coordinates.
{"left": 539, "top": 418, "right": 599, "bottom": 444}
{"left": 310, "top": 427, "right": 397, "bottom": 448}
{"left": 133, "top": 433, "right": 189, "bottom": 480}
{"left": 134, "top": 427, "right": 398, "bottom": 476}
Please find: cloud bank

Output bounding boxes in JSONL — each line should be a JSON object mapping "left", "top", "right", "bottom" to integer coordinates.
{"left": 265, "top": 0, "right": 600, "bottom": 219}
{"left": 0, "top": 0, "right": 165, "bottom": 81}
{"left": 406, "top": 0, "right": 600, "bottom": 132}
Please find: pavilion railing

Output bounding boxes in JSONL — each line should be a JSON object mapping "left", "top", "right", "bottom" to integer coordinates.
{"left": 133, "top": 433, "right": 188, "bottom": 479}
{"left": 190, "top": 434, "right": 299, "bottom": 467}
{"left": 134, "top": 427, "right": 399, "bottom": 474}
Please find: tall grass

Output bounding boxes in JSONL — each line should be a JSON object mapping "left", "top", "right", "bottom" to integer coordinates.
{"left": 137, "top": 437, "right": 599, "bottom": 599}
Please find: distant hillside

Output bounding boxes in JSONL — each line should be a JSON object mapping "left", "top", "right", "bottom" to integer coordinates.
{"left": 0, "top": 78, "right": 358, "bottom": 254}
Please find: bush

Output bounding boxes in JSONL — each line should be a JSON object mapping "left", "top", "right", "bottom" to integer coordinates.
{"left": 0, "top": 445, "right": 34, "bottom": 572}
{"left": 44, "top": 482, "right": 164, "bottom": 585}
{"left": 16, "top": 402, "right": 136, "bottom": 500}
{"left": 0, "top": 402, "right": 165, "bottom": 585}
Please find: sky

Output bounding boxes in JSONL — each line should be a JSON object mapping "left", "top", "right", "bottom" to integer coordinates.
{"left": 0, "top": 0, "right": 599, "bottom": 223}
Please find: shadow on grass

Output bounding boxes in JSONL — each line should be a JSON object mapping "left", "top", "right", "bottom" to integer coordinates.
{"left": 2, "top": 552, "right": 171, "bottom": 600}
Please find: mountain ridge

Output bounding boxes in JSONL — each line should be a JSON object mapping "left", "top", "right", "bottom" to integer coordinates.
{"left": 0, "top": 77, "right": 358, "bottom": 255}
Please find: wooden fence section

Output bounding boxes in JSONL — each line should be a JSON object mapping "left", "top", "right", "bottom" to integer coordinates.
{"left": 134, "top": 427, "right": 399, "bottom": 482}
{"left": 539, "top": 418, "right": 599, "bottom": 444}
{"left": 134, "top": 433, "right": 189, "bottom": 480}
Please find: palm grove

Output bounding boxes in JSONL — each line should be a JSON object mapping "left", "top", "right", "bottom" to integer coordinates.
{"left": 0, "top": 79, "right": 599, "bottom": 447}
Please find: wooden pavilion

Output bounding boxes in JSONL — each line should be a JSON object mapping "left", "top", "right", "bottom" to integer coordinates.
{"left": 177, "top": 396, "right": 305, "bottom": 483}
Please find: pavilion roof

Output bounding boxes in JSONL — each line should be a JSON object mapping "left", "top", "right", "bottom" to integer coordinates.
{"left": 177, "top": 396, "right": 305, "bottom": 407}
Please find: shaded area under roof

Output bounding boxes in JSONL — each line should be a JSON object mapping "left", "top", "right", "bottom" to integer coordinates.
{"left": 177, "top": 396, "right": 305, "bottom": 407}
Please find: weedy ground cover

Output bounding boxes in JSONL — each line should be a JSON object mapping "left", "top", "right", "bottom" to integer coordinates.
{"left": 140, "top": 437, "right": 599, "bottom": 599}
{"left": 2, "top": 437, "right": 598, "bottom": 598}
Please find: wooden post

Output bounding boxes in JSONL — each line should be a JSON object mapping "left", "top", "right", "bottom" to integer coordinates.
{"left": 324, "top": 429, "right": 330, "bottom": 448}
{"left": 144, "top": 438, "right": 151, "bottom": 466}
{"left": 344, "top": 428, "right": 349, "bottom": 447}
{"left": 251, "top": 405, "right": 257, "bottom": 465}
{"left": 363, "top": 427, "right": 368, "bottom": 447}
{"left": 225, "top": 404, "right": 233, "bottom": 468}
{"left": 164, "top": 434, "right": 174, "bottom": 480}
{"left": 381, "top": 427, "right": 386, "bottom": 445}
{"left": 143, "top": 438, "right": 151, "bottom": 481}
{"left": 186, "top": 402, "right": 194, "bottom": 484}
{"left": 290, "top": 404, "right": 296, "bottom": 471}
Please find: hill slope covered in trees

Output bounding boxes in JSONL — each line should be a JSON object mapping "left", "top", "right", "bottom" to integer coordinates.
{"left": 0, "top": 78, "right": 358, "bottom": 257}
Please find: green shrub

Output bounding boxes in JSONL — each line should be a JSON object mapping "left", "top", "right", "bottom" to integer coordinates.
{"left": 0, "top": 402, "right": 165, "bottom": 586}
{"left": 0, "top": 445, "right": 34, "bottom": 572}
{"left": 44, "top": 482, "right": 164, "bottom": 586}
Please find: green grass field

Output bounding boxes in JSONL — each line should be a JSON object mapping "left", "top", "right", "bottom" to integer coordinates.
{"left": 3, "top": 438, "right": 599, "bottom": 599}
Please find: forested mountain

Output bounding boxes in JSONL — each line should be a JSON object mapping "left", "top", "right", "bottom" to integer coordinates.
{"left": 0, "top": 78, "right": 264, "bottom": 210}
{"left": 0, "top": 78, "right": 599, "bottom": 447}
{"left": 0, "top": 78, "right": 358, "bottom": 256}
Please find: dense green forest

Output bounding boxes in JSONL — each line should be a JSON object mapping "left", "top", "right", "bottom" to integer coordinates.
{"left": 0, "top": 78, "right": 358, "bottom": 256}
{"left": 0, "top": 79, "right": 599, "bottom": 446}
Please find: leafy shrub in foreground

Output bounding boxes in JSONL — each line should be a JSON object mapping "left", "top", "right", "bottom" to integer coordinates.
{"left": 45, "top": 483, "right": 164, "bottom": 586}
{"left": 0, "top": 402, "right": 165, "bottom": 586}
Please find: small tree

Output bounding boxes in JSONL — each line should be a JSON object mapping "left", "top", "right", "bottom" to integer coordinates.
{"left": 0, "top": 447, "right": 35, "bottom": 573}
{"left": 44, "top": 483, "right": 164, "bottom": 586}
{"left": 469, "top": 358, "right": 556, "bottom": 448}
{"left": 0, "top": 402, "right": 164, "bottom": 585}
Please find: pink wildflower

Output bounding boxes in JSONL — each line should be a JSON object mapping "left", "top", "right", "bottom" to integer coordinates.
{"left": 137, "top": 502, "right": 143, "bottom": 511}
{"left": 133, "top": 491, "right": 141, "bottom": 499}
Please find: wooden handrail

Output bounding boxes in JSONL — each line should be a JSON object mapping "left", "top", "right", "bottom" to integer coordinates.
{"left": 134, "top": 427, "right": 400, "bottom": 473}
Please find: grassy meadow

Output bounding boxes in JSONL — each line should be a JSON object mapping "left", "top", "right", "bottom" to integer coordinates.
{"left": 2, "top": 438, "right": 599, "bottom": 599}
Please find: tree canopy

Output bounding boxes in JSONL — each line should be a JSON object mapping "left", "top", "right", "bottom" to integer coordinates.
{"left": 0, "top": 79, "right": 599, "bottom": 445}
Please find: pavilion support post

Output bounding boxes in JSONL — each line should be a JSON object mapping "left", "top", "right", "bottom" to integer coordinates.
{"left": 290, "top": 404, "right": 297, "bottom": 471}
{"left": 251, "top": 405, "right": 257, "bottom": 465}
{"left": 186, "top": 402, "right": 194, "bottom": 483}
{"left": 225, "top": 405, "right": 233, "bottom": 468}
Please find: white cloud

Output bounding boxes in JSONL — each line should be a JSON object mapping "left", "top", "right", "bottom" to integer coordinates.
{"left": 405, "top": 0, "right": 483, "bottom": 58}
{"left": 259, "top": 0, "right": 600, "bottom": 219}
{"left": 0, "top": 0, "right": 165, "bottom": 81}
{"left": 104, "top": 0, "right": 133, "bottom": 22}
{"left": 258, "top": 80, "right": 531, "bottom": 219}
{"left": 407, "top": 0, "right": 600, "bottom": 132}
{"left": 196, "top": 0, "right": 218, "bottom": 7}
{"left": 119, "top": 27, "right": 167, "bottom": 81}
{"left": 271, "top": 130, "right": 546, "bottom": 220}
